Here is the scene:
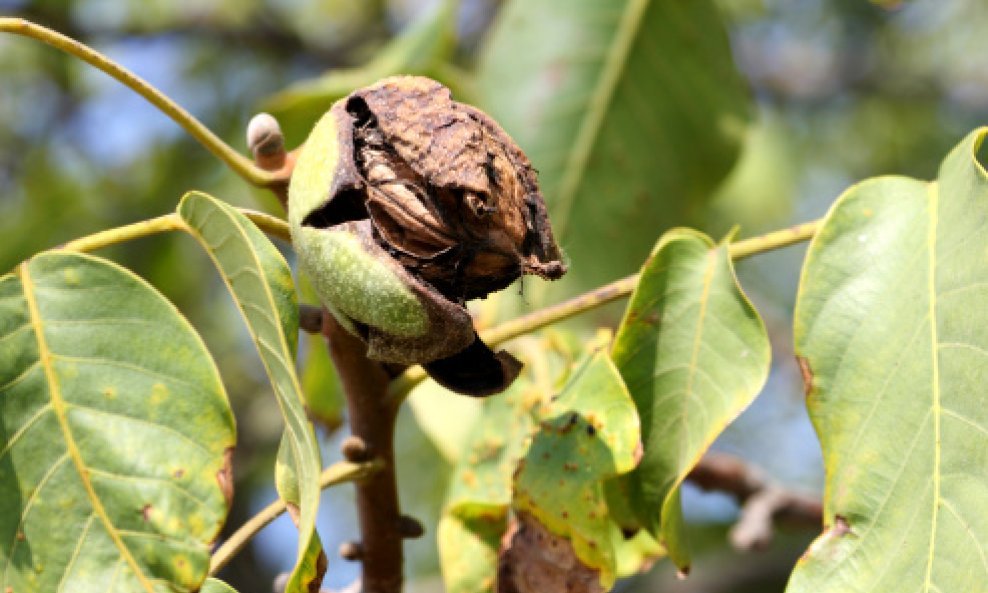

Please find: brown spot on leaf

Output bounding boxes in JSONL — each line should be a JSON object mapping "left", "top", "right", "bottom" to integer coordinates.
{"left": 172, "top": 468, "right": 185, "bottom": 479}
{"left": 632, "top": 440, "right": 644, "bottom": 466}
{"left": 310, "top": 549, "right": 328, "bottom": 593}
{"left": 563, "top": 462, "right": 579, "bottom": 472}
{"left": 217, "top": 447, "right": 234, "bottom": 507}
{"left": 797, "top": 356, "right": 814, "bottom": 397}
{"left": 141, "top": 504, "right": 152, "bottom": 522}
{"left": 831, "top": 515, "right": 851, "bottom": 537}
{"left": 498, "top": 513, "right": 604, "bottom": 593}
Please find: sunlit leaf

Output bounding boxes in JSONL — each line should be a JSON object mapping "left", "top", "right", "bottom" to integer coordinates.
{"left": 200, "top": 577, "right": 239, "bottom": 593}
{"left": 438, "top": 374, "right": 541, "bottom": 593}
{"left": 0, "top": 252, "right": 235, "bottom": 593}
{"left": 408, "top": 379, "right": 483, "bottom": 464}
{"left": 478, "top": 0, "right": 751, "bottom": 296}
{"left": 788, "top": 128, "right": 988, "bottom": 592}
{"left": 177, "top": 192, "right": 323, "bottom": 593}
{"left": 609, "top": 228, "right": 770, "bottom": 570}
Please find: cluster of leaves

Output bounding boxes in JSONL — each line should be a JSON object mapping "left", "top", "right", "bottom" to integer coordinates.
{"left": 3, "top": 0, "right": 988, "bottom": 592}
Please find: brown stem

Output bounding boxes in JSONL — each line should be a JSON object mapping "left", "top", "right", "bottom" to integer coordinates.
{"left": 322, "top": 312, "right": 404, "bottom": 593}
{"left": 686, "top": 453, "right": 823, "bottom": 550}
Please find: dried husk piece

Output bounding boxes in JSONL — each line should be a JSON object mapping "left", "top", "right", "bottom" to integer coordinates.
{"left": 288, "top": 76, "right": 565, "bottom": 396}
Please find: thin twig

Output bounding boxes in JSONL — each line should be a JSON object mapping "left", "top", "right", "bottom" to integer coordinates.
{"left": 57, "top": 209, "right": 290, "bottom": 255}
{"left": 209, "top": 459, "right": 383, "bottom": 576}
{"left": 386, "top": 219, "right": 824, "bottom": 404}
{"left": 61, "top": 214, "right": 189, "bottom": 253}
{"left": 687, "top": 453, "right": 822, "bottom": 550}
{"left": 0, "top": 17, "right": 281, "bottom": 187}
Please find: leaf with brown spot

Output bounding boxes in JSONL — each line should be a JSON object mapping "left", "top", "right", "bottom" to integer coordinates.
{"left": 509, "top": 351, "right": 640, "bottom": 591}
{"left": 0, "top": 252, "right": 235, "bottom": 592}
{"left": 439, "top": 375, "right": 542, "bottom": 593}
{"left": 789, "top": 129, "right": 988, "bottom": 592}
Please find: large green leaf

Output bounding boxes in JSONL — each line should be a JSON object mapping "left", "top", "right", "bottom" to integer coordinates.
{"left": 177, "top": 192, "right": 323, "bottom": 593}
{"left": 0, "top": 252, "right": 235, "bottom": 593}
{"left": 512, "top": 351, "right": 640, "bottom": 590}
{"left": 788, "top": 129, "right": 988, "bottom": 592}
{"left": 610, "top": 228, "right": 770, "bottom": 570}
{"left": 200, "top": 577, "right": 239, "bottom": 593}
{"left": 477, "top": 0, "right": 751, "bottom": 294}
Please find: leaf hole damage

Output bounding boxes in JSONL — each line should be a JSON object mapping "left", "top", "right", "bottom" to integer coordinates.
{"left": 295, "top": 77, "right": 567, "bottom": 396}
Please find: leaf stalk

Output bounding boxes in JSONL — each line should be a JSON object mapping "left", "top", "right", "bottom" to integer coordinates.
{"left": 208, "top": 459, "right": 383, "bottom": 576}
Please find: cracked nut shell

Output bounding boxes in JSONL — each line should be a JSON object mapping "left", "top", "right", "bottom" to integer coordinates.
{"left": 288, "top": 76, "right": 565, "bottom": 396}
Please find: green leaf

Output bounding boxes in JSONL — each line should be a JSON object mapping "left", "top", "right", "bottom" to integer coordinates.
{"left": 438, "top": 375, "right": 541, "bottom": 593}
{"left": 512, "top": 351, "right": 640, "bottom": 589}
{"left": 614, "top": 528, "right": 664, "bottom": 578}
{"left": 788, "top": 129, "right": 988, "bottom": 592}
{"left": 477, "top": 0, "right": 751, "bottom": 294}
{"left": 438, "top": 509, "right": 504, "bottom": 593}
{"left": 0, "top": 252, "right": 235, "bottom": 593}
{"left": 177, "top": 192, "right": 323, "bottom": 593}
{"left": 263, "top": 0, "right": 459, "bottom": 143}
{"left": 200, "top": 577, "right": 239, "bottom": 593}
{"left": 408, "top": 379, "right": 484, "bottom": 464}
{"left": 610, "top": 228, "right": 770, "bottom": 570}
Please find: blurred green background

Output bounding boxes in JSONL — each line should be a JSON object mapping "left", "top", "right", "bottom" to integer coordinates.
{"left": 2, "top": 0, "right": 987, "bottom": 591}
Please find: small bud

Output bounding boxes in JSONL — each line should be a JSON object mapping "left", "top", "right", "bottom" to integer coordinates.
{"left": 340, "top": 435, "right": 371, "bottom": 462}
{"left": 396, "top": 515, "right": 425, "bottom": 539}
{"left": 247, "top": 112, "right": 286, "bottom": 169}
{"left": 338, "top": 541, "right": 364, "bottom": 561}
{"left": 298, "top": 303, "right": 324, "bottom": 334}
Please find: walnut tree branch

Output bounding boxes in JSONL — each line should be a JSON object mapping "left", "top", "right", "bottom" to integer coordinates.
{"left": 686, "top": 452, "right": 823, "bottom": 551}
{"left": 322, "top": 312, "right": 407, "bottom": 593}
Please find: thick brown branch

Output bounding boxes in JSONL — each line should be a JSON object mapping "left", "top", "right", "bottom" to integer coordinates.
{"left": 687, "top": 453, "right": 823, "bottom": 550}
{"left": 322, "top": 312, "right": 404, "bottom": 593}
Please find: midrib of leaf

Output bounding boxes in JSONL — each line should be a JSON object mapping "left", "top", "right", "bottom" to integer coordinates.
{"left": 924, "top": 181, "right": 941, "bottom": 592}
{"left": 181, "top": 200, "right": 318, "bottom": 562}
{"left": 681, "top": 248, "right": 716, "bottom": 473}
{"left": 552, "top": 0, "right": 651, "bottom": 238}
{"left": 17, "top": 261, "right": 155, "bottom": 593}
